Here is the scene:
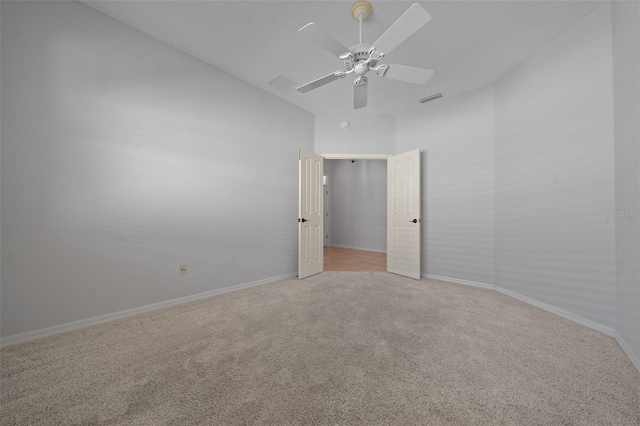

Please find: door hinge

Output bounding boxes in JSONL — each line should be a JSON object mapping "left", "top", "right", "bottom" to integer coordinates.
{"left": 298, "top": 218, "right": 301, "bottom": 222}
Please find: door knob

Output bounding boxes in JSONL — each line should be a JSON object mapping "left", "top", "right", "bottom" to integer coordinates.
{"left": 410, "top": 218, "right": 419, "bottom": 223}
{"left": 301, "top": 218, "right": 308, "bottom": 222}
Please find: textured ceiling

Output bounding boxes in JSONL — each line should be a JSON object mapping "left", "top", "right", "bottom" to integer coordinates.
{"left": 80, "top": 1, "right": 601, "bottom": 117}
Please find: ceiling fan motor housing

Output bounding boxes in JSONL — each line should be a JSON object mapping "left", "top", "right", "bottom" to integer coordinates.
{"left": 344, "top": 43, "right": 378, "bottom": 73}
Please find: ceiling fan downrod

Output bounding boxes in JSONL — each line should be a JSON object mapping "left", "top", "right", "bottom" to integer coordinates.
{"left": 351, "top": 1, "right": 372, "bottom": 44}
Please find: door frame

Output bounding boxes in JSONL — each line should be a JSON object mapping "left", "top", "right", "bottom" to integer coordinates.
{"left": 302, "top": 152, "right": 422, "bottom": 279}
{"left": 321, "top": 154, "right": 392, "bottom": 160}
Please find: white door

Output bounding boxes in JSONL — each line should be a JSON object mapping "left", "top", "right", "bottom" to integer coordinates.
{"left": 387, "top": 149, "right": 421, "bottom": 279}
{"left": 299, "top": 149, "right": 324, "bottom": 279}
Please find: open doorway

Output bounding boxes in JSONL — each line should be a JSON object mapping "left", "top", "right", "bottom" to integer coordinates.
{"left": 323, "top": 158, "right": 387, "bottom": 271}
{"left": 299, "top": 150, "right": 421, "bottom": 280}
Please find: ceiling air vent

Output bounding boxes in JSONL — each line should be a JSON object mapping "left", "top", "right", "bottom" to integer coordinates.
{"left": 419, "top": 93, "right": 442, "bottom": 104}
{"left": 267, "top": 74, "right": 298, "bottom": 94}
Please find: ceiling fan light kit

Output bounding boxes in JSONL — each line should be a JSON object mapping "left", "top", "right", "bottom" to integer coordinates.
{"left": 295, "top": 2, "right": 434, "bottom": 110}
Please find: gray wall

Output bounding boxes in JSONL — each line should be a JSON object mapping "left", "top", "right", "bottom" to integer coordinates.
{"left": 315, "top": 115, "right": 395, "bottom": 155}
{"left": 1, "top": 1, "right": 637, "bottom": 371}
{"left": 494, "top": 4, "right": 616, "bottom": 329}
{"left": 396, "top": 87, "right": 496, "bottom": 285}
{"left": 1, "top": 1, "right": 314, "bottom": 338}
{"left": 0, "top": 1, "right": 3, "bottom": 330}
{"left": 612, "top": 1, "right": 640, "bottom": 368}
{"left": 323, "top": 158, "right": 333, "bottom": 247}
{"left": 327, "top": 160, "right": 387, "bottom": 252}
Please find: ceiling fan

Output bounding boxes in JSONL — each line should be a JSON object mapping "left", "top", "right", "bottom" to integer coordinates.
{"left": 296, "top": 1, "right": 434, "bottom": 109}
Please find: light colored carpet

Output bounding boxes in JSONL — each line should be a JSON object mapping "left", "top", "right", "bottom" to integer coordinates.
{"left": 1, "top": 272, "right": 639, "bottom": 425}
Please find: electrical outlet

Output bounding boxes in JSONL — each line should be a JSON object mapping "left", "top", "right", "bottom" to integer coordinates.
{"left": 430, "top": 252, "right": 436, "bottom": 259}
{"left": 179, "top": 264, "right": 187, "bottom": 276}
{"left": 227, "top": 257, "right": 233, "bottom": 268}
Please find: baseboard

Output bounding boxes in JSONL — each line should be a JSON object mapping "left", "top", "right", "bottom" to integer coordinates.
{"left": 421, "top": 273, "right": 616, "bottom": 338}
{"left": 0, "top": 272, "right": 296, "bottom": 347}
{"left": 428, "top": 274, "right": 635, "bottom": 369}
{"left": 3, "top": 271, "right": 632, "bottom": 372}
{"left": 422, "top": 273, "right": 494, "bottom": 290}
{"left": 493, "top": 286, "right": 615, "bottom": 337}
{"left": 615, "top": 332, "right": 640, "bottom": 374}
{"left": 329, "top": 245, "right": 386, "bottom": 254}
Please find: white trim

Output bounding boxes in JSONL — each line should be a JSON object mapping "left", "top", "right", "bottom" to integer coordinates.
{"left": 329, "top": 244, "right": 386, "bottom": 253}
{"left": 0, "top": 272, "right": 296, "bottom": 347}
{"left": 320, "top": 153, "right": 391, "bottom": 160}
{"left": 421, "top": 273, "right": 616, "bottom": 338}
{"left": 615, "top": 332, "right": 640, "bottom": 374}
{"left": 423, "top": 273, "right": 494, "bottom": 290}
{"left": 493, "top": 285, "right": 615, "bottom": 337}
{"left": 4, "top": 271, "right": 634, "bottom": 373}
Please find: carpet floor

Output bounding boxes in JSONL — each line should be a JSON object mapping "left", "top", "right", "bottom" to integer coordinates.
{"left": 1, "top": 272, "right": 639, "bottom": 425}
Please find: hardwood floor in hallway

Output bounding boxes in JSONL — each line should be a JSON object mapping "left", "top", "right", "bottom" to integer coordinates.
{"left": 324, "top": 246, "right": 387, "bottom": 271}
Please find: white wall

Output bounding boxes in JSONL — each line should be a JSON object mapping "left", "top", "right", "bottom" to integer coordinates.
{"left": 494, "top": 4, "right": 616, "bottom": 329}
{"left": 315, "top": 115, "right": 394, "bottom": 155}
{"left": 396, "top": 87, "right": 496, "bottom": 285}
{"left": 0, "top": 2, "right": 3, "bottom": 329}
{"left": 1, "top": 1, "right": 636, "bottom": 373}
{"left": 323, "top": 158, "right": 332, "bottom": 247}
{"left": 0, "top": 1, "right": 314, "bottom": 338}
{"left": 612, "top": 1, "right": 640, "bottom": 369}
{"left": 326, "top": 159, "right": 387, "bottom": 252}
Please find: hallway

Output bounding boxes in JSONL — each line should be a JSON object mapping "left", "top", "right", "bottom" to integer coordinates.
{"left": 323, "top": 247, "right": 386, "bottom": 271}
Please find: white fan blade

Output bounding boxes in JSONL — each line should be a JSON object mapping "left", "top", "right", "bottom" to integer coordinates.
{"left": 354, "top": 80, "right": 368, "bottom": 109}
{"left": 299, "top": 22, "right": 350, "bottom": 58}
{"left": 296, "top": 72, "right": 342, "bottom": 93}
{"left": 372, "top": 3, "right": 431, "bottom": 56}
{"left": 383, "top": 64, "right": 434, "bottom": 85}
